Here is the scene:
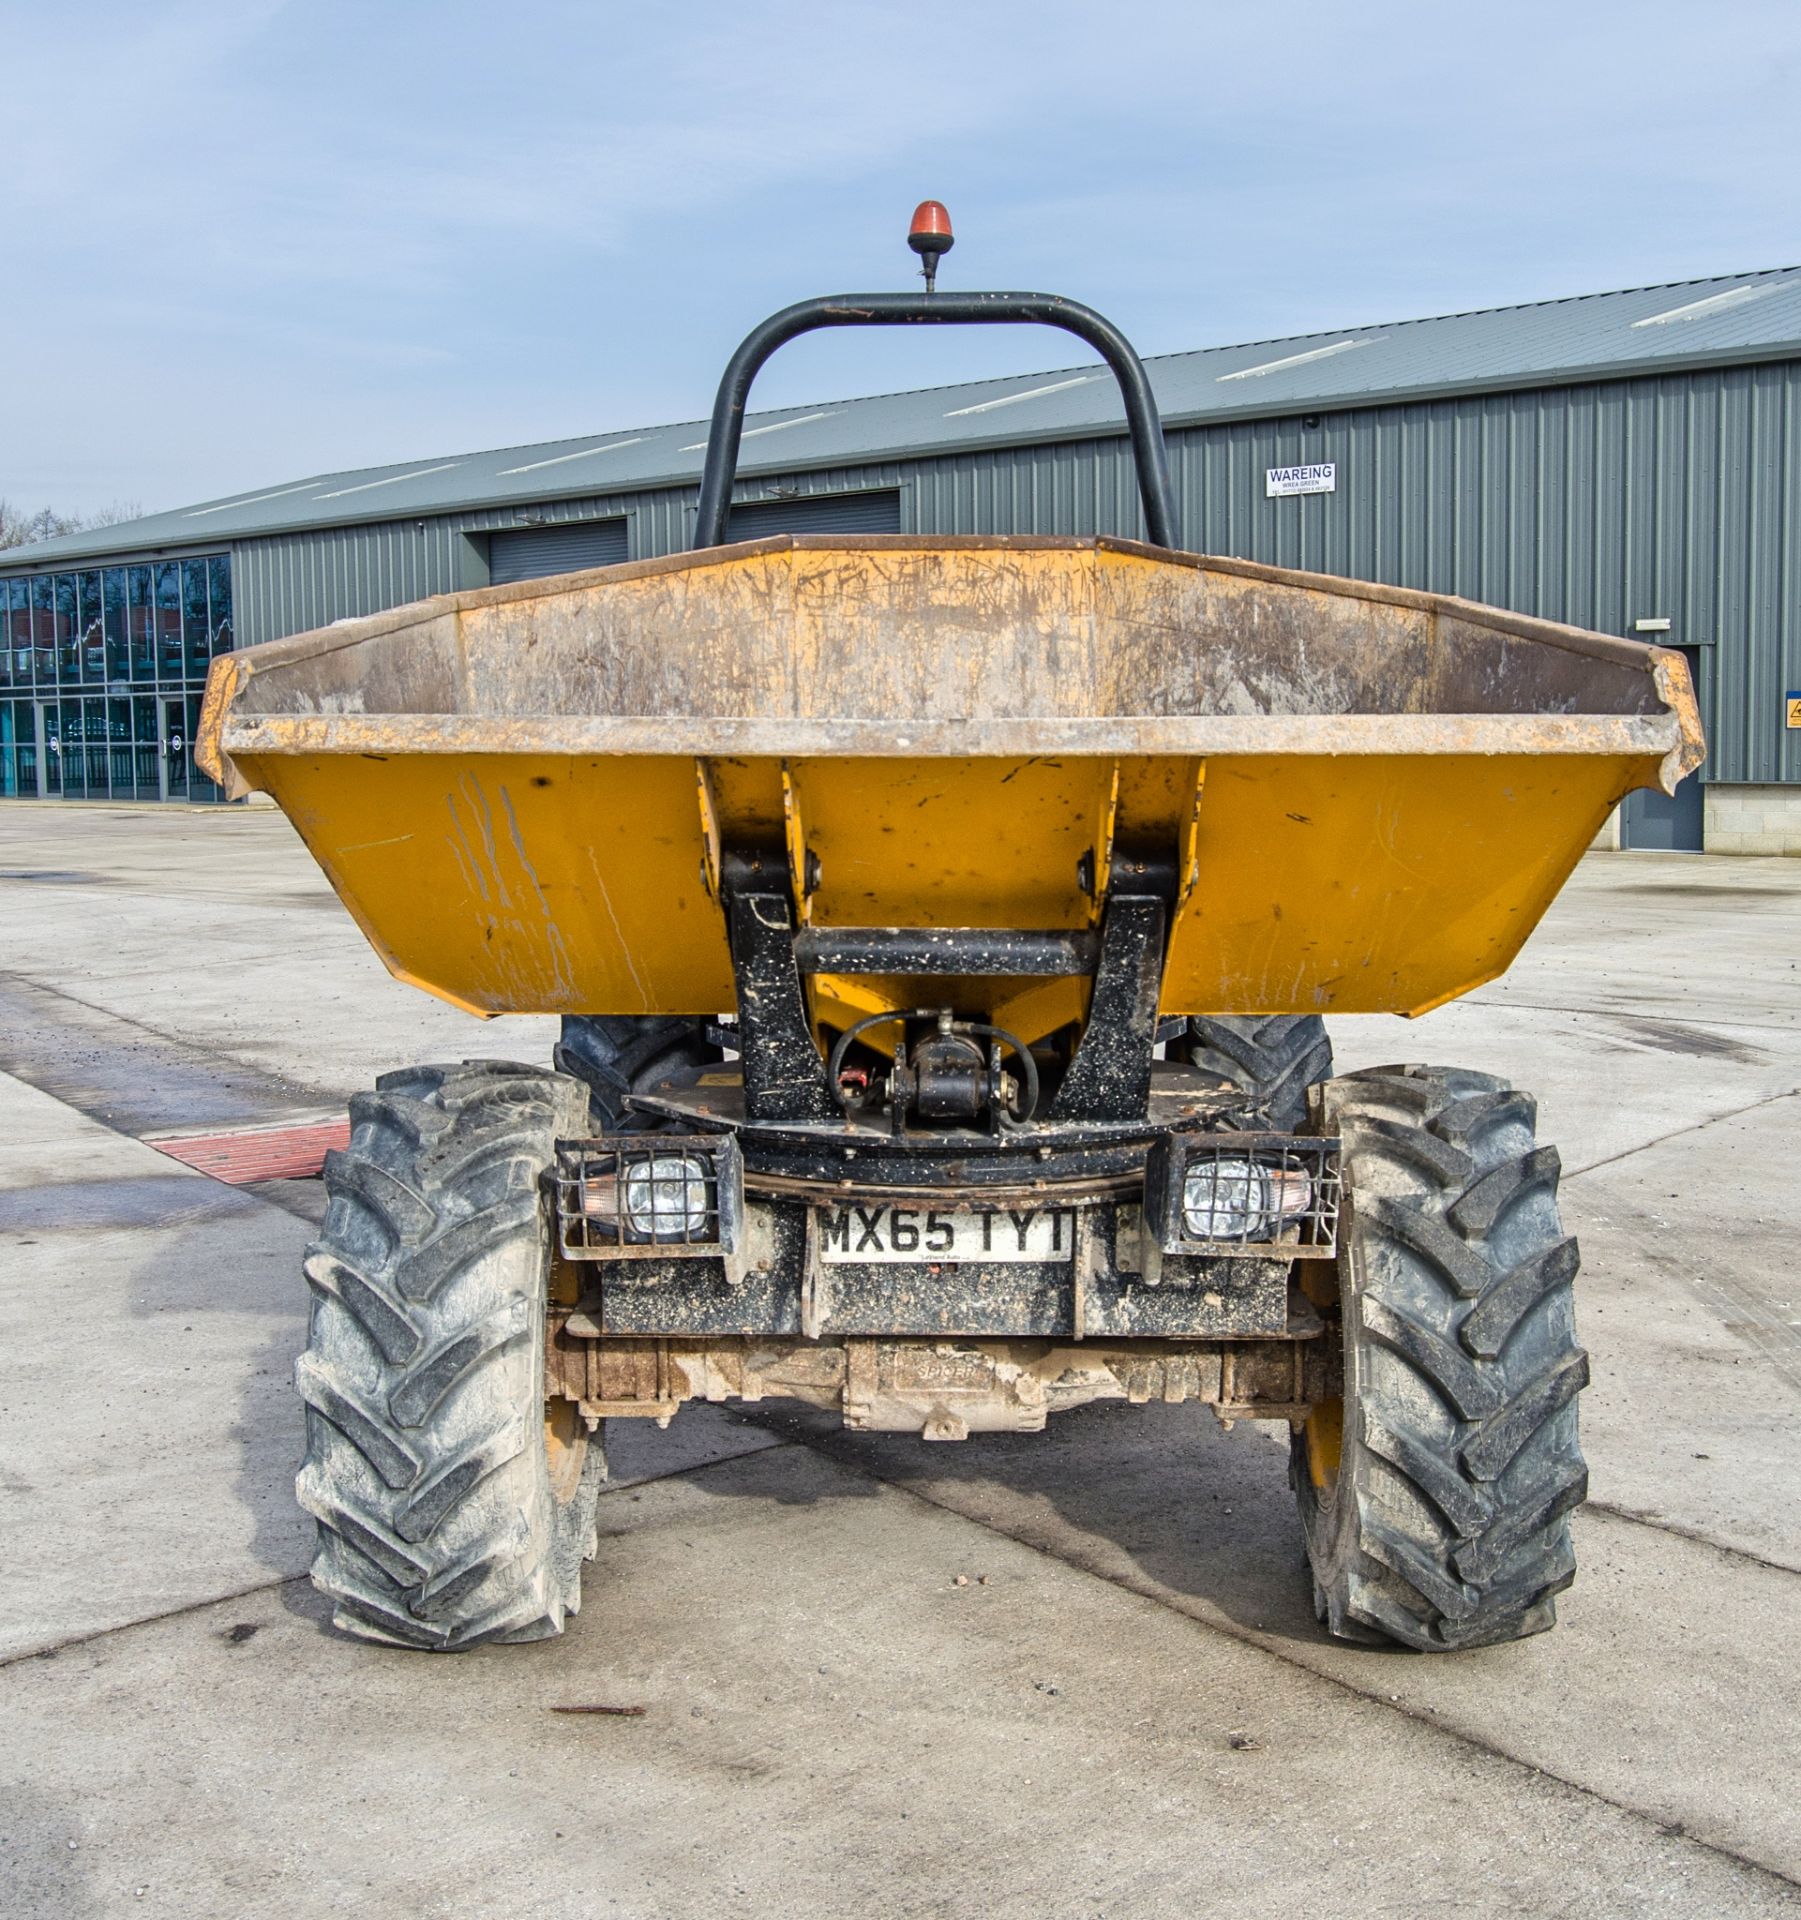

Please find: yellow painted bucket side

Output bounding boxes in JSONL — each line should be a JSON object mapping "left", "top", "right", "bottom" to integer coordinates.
{"left": 242, "top": 740, "right": 1652, "bottom": 1030}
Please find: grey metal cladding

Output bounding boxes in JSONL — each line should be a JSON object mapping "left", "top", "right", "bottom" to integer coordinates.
{"left": 231, "top": 517, "right": 473, "bottom": 649}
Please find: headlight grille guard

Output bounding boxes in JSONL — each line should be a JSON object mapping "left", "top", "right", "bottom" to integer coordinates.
{"left": 1143, "top": 1132, "right": 1342, "bottom": 1260}
{"left": 554, "top": 1135, "right": 742, "bottom": 1263}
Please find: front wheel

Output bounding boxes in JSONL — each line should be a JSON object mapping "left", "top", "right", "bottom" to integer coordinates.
{"left": 1293, "top": 1065, "right": 1588, "bottom": 1650}
{"left": 296, "top": 1060, "right": 601, "bottom": 1650}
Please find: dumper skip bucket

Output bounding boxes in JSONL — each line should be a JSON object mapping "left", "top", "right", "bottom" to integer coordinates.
{"left": 198, "top": 532, "right": 1702, "bottom": 1037}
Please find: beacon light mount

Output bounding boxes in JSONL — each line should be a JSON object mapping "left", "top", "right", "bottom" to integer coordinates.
{"left": 908, "top": 200, "right": 954, "bottom": 294}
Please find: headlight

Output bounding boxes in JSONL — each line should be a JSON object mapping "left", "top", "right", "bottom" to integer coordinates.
{"left": 577, "top": 1151, "right": 717, "bottom": 1242}
{"left": 1182, "top": 1157, "right": 1314, "bottom": 1241}
{"left": 622, "top": 1154, "right": 712, "bottom": 1238}
{"left": 558, "top": 1135, "right": 741, "bottom": 1262}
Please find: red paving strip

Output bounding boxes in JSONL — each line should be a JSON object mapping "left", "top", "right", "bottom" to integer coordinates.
{"left": 149, "top": 1119, "right": 350, "bottom": 1185}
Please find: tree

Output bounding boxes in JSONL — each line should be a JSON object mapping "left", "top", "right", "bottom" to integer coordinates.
{"left": 0, "top": 500, "right": 145, "bottom": 552}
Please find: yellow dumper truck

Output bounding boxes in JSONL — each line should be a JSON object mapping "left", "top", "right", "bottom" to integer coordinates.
{"left": 199, "top": 263, "right": 1703, "bottom": 1656}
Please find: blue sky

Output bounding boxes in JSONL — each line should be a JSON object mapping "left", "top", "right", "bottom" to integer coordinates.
{"left": 9, "top": 0, "right": 1801, "bottom": 516}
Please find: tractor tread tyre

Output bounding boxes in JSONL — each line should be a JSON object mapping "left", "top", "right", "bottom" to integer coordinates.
{"left": 1294, "top": 1064, "right": 1587, "bottom": 1651}
{"left": 296, "top": 1060, "right": 601, "bottom": 1651}
{"left": 555, "top": 1015, "right": 720, "bottom": 1132}
{"left": 1185, "top": 1015, "right": 1333, "bottom": 1133}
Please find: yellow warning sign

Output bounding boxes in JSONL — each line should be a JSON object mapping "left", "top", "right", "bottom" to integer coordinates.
{"left": 1789, "top": 692, "right": 1801, "bottom": 730}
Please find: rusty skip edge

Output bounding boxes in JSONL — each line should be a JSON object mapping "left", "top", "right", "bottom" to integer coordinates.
{"left": 195, "top": 649, "right": 248, "bottom": 794}
{"left": 1649, "top": 647, "right": 1707, "bottom": 787}
{"left": 209, "top": 710, "right": 1693, "bottom": 783}
{"left": 544, "top": 1325, "right": 1340, "bottom": 1441}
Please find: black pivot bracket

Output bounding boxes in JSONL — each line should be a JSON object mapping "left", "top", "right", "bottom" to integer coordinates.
{"left": 718, "top": 849, "right": 838, "bottom": 1124}
{"left": 1045, "top": 854, "right": 1177, "bottom": 1124}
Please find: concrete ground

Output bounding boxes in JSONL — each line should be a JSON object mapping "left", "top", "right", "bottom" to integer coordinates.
{"left": 1, "top": 801, "right": 1798, "bottom": 1918}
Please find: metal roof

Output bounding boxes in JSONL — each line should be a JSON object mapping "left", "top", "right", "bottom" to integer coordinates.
{"left": 12, "top": 264, "right": 1801, "bottom": 566}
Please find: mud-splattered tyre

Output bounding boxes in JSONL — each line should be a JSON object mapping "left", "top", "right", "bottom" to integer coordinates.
{"left": 555, "top": 1015, "right": 720, "bottom": 1131}
{"left": 1185, "top": 1015, "right": 1333, "bottom": 1133}
{"left": 1293, "top": 1065, "right": 1588, "bottom": 1651}
{"left": 296, "top": 1060, "right": 602, "bottom": 1651}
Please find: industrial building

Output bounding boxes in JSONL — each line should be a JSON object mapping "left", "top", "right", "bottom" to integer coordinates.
{"left": 3, "top": 265, "right": 1797, "bottom": 849}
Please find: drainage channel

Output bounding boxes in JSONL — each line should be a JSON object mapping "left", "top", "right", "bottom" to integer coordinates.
{"left": 0, "top": 971, "right": 349, "bottom": 1223}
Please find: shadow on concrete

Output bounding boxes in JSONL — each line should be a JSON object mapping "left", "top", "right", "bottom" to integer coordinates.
{"left": 0, "top": 1772, "right": 103, "bottom": 1919}
{"left": 676, "top": 1395, "right": 1370, "bottom": 1654}
{"left": 99, "top": 1173, "right": 317, "bottom": 1635}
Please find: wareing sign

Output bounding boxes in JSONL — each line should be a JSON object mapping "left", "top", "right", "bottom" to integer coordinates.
{"left": 1266, "top": 463, "right": 1336, "bottom": 497}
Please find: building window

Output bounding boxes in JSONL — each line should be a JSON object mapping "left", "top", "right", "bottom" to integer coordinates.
{"left": 0, "top": 551, "right": 231, "bottom": 802}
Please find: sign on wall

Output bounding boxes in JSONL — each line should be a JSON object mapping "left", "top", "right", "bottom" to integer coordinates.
{"left": 1787, "top": 691, "right": 1801, "bottom": 730}
{"left": 1266, "top": 462, "right": 1336, "bottom": 498}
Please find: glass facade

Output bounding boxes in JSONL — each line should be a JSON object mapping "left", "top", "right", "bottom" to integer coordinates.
{"left": 0, "top": 552, "right": 231, "bottom": 802}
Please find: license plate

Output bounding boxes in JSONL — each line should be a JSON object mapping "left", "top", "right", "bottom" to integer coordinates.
{"left": 816, "top": 1204, "right": 1076, "bottom": 1264}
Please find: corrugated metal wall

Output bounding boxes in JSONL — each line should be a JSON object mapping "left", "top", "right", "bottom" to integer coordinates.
{"left": 230, "top": 464, "right": 909, "bottom": 650}
{"left": 232, "top": 359, "right": 1799, "bottom": 785}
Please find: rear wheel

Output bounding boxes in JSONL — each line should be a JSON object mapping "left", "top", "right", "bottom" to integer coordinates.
{"left": 1185, "top": 1014, "right": 1332, "bottom": 1133}
{"left": 1293, "top": 1065, "right": 1588, "bottom": 1650}
{"left": 297, "top": 1060, "right": 601, "bottom": 1650}
{"left": 555, "top": 1014, "right": 720, "bottom": 1131}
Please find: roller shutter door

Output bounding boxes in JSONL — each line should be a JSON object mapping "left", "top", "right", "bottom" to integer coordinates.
{"left": 726, "top": 490, "right": 902, "bottom": 540}
{"left": 488, "top": 518, "right": 629, "bottom": 585}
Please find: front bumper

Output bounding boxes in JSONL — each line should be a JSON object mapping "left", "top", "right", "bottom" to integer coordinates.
{"left": 550, "top": 1132, "right": 1338, "bottom": 1344}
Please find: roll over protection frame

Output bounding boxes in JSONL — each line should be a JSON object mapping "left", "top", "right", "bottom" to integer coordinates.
{"left": 692, "top": 292, "right": 1179, "bottom": 552}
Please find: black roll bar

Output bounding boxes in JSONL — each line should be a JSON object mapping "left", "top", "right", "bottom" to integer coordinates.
{"left": 691, "top": 291, "right": 1178, "bottom": 551}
